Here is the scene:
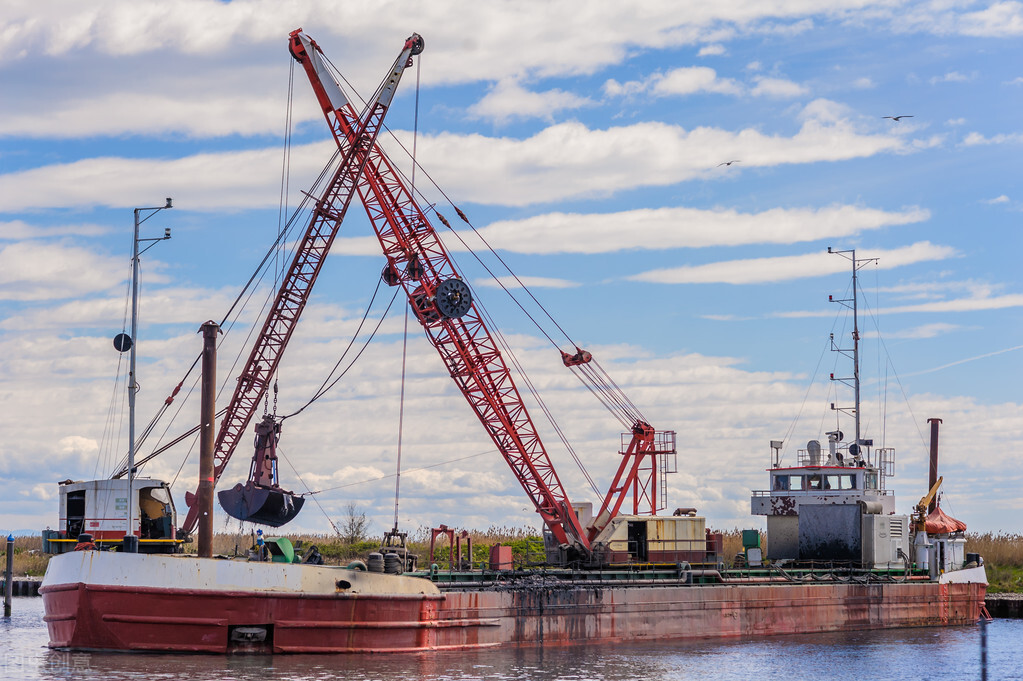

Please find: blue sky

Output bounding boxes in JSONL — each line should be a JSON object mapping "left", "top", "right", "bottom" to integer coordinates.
{"left": 1, "top": 0, "right": 1020, "bottom": 539}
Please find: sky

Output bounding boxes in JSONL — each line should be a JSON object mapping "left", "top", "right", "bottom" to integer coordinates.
{"left": 1, "top": 0, "right": 1020, "bottom": 542}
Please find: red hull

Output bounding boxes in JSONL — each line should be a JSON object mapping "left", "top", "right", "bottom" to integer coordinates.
{"left": 42, "top": 572, "right": 987, "bottom": 653}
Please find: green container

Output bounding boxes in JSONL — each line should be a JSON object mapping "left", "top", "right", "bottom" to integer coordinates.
{"left": 266, "top": 537, "right": 296, "bottom": 563}
{"left": 741, "top": 529, "right": 760, "bottom": 549}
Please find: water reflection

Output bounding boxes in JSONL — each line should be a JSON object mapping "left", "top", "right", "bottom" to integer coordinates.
{"left": 6, "top": 598, "right": 1017, "bottom": 681}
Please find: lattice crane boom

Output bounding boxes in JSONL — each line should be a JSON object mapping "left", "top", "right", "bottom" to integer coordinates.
{"left": 289, "top": 30, "right": 590, "bottom": 551}
{"left": 177, "top": 32, "right": 423, "bottom": 538}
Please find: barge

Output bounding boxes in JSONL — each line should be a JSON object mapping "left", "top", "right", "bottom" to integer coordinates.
{"left": 40, "top": 33, "right": 987, "bottom": 653}
{"left": 41, "top": 548, "right": 986, "bottom": 653}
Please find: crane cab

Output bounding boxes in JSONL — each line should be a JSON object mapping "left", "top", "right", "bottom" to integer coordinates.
{"left": 42, "top": 478, "right": 183, "bottom": 554}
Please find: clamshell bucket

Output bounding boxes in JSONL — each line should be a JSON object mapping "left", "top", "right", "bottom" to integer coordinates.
{"left": 218, "top": 482, "right": 304, "bottom": 527}
{"left": 218, "top": 414, "right": 304, "bottom": 527}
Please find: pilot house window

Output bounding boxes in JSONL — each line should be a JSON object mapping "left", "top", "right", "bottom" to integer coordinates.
{"left": 773, "top": 475, "right": 804, "bottom": 491}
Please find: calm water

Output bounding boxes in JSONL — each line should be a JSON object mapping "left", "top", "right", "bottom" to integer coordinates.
{"left": 2, "top": 597, "right": 1018, "bottom": 680}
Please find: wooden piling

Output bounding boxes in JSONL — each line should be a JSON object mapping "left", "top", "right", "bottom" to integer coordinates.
{"left": 197, "top": 321, "right": 219, "bottom": 558}
{"left": 4, "top": 534, "right": 13, "bottom": 616}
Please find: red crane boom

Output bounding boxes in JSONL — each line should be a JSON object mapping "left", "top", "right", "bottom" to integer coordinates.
{"left": 289, "top": 31, "right": 678, "bottom": 554}
{"left": 178, "top": 32, "right": 424, "bottom": 538}
{"left": 290, "top": 30, "right": 590, "bottom": 551}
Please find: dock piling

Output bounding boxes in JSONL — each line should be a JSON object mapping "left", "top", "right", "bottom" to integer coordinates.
{"left": 4, "top": 534, "right": 13, "bottom": 616}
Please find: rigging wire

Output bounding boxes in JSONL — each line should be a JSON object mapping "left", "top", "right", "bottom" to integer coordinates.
{"left": 98, "top": 261, "right": 135, "bottom": 478}
{"left": 318, "top": 51, "right": 623, "bottom": 491}
{"left": 155, "top": 61, "right": 407, "bottom": 479}
{"left": 411, "top": 52, "right": 420, "bottom": 193}
{"left": 434, "top": 203, "right": 649, "bottom": 430}
{"left": 393, "top": 304, "right": 409, "bottom": 529}
{"left": 388, "top": 54, "right": 420, "bottom": 527}
{"left": 474, "top": 301, "right": 601, "bottom": 498}
{"left": 324, "top": 52, "right": 577, "bottom": 351}
{"left": 778, "top": 334, "right": 832, "bottom": 466}
{"left": 115, "top": 144, "right": 343, "bottom": 477}
{"left": 281, "top": 282, "right": 401, "bottom": 420}
{"left": 306, "top": 449, "right": 493, "bottom": 496}
{"left": 858, "top": 284, "right": 931, "bottom": 453}
{"left": 267, "top": 59, "right": 297, "bottom": 418}
{"left": 777, "top": 276, "right": 851, "bottom": 464}
{"left": 275, "top": 444, "right": 343, "bottom": 537}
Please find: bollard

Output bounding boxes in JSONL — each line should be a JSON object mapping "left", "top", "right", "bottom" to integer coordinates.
{"left": 4, "top": 534, "right": 13, "bottom": 617}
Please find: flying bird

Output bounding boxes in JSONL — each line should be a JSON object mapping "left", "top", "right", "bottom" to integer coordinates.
{"left": 882, "top": 115, "right": 914, "bottom": 122}
{"left": 718, "top": 160, "right": 741, "bottom": 167}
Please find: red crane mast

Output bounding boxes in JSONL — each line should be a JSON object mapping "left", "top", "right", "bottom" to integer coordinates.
{"left": 178, "top": 33, "right": 424, "bottom": 538}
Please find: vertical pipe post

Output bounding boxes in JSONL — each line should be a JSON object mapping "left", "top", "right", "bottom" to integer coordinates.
{"left": 980, "top": 615, "right": 988, "bottom": 681}
{"left": 927, "top": 418, "right": 942, "bottom": 514}
{"left": 4, "top": 534, "right": 13, "bottom": 617}
{"left": 198, "top": 321, "right": 219, "bottom": 558}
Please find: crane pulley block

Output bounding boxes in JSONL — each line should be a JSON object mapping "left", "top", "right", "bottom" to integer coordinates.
{"left": 561, "top": 347, "right": 593, "bottom": 367}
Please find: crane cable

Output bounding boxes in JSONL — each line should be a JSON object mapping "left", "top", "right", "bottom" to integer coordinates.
{"left": 266, "top": 58, "right": 297, "bottom": 419}
{"left": 324, "top": 53, "right": 645, "bottom": 427}
{"left": 278, "top": 279, "right": 401, "bottom": 420}
{"left": 393, "top": 304, "right": 409, "bottom": 529}
{"left": 113, "top": 115, "right": 346, "bottom": 478}
{"left": 320, "top": 54, "right": 625, "bottom": 495}
{"left": 391, "top": 56, "right": 422, "bottom": 529}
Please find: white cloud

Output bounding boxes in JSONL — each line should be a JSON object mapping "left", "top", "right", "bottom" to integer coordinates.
{"left": 781, "top": 286, "right": 1023, "bottom": 317}
{"left": 889, "top": 1, "right": 1023, "bottom": 37}
{"left": 406, "top": 101, "right": 905, "bottom": 206}
{"left": 475, "top": 276, "right": 580, "bottom": 289}
{"left": 0, "top": 221, "right": 110, "bottom": 239}
{"left": 655, "top": 67, "right": 744, "bottom": 96}
{"left": 0, "top": 285, "right": 240, "bottom": 332}
{"left": 605, "top": 66, "right": 742, "bottom": 98}
{"left": 946, "top": 118, "right": 966, "bottom": 126}
{"left": 697, "top": 44, "right": 726, "bottom": 57}
{"left": 875, "top": 294, "right": 1023, "bottom": 315}
{"left": 0, "top": 142, "right": 333, "bottom": 212}
{"left": 751, "top": 76, "right": 808, "bottom": 97}
{"left": 956, "top": 1, "right": 1023, "bottom": 37}
{"left": 0, "top": 0, "right": 949, "bottom": 84}
{"left": 0, "top": 83, "right": 293, "bottom": 139}
{"left": 962, "top": 131, "right": 1023, "bottom": 145}
{"left": 870, "top": 323, "right": 963, "bottom": 340}
{"left": 929, "top": 70, "right": 974, "bottom": 84}
{"left": 26, "top": 484, "right": 56, "bottom": 501}
{"left": 628, "top": 241, "right": 958, "bottom": 285}
{"left": 0, "top": 241, "right": 129, "bottom": 301}
{"left": 877, "top": 279, "right": 1005, "bottom": 303}
{"left": 852, "top": 77, "right": 875, "bottom": 89}
{"left": 395, "top": 204, "right": 928, "bottom": 256}
{"left": 468, "top": 80, "right": 593, "bottom": 124}
{"left": 0, "top": 101, "right": 911, "bottom": 211}
{"left": 58, "top": 435, "right": 99, "bottom": 459}
{"left": 984, "top": 195, "right": 1010, "bottom": 204}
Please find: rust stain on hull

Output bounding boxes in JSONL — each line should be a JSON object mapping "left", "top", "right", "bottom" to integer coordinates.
{"left": 42, "top": 580, "right": 986, "bottom": 653}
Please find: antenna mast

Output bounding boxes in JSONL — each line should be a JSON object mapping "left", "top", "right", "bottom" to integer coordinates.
{"left": 828, "top": 247, "right": 878, "bottom": 458}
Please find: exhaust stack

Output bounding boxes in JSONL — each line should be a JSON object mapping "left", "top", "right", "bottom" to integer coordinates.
{"left": 927, "top": 418, "right": 942, "bottom": 514}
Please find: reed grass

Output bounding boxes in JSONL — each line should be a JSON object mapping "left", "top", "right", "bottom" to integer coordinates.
{"left": 966, "top": 532, "right": 1023, "bottom": 567}
{"left": 3, "top": 536, "right": 50, "bottom": 578}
